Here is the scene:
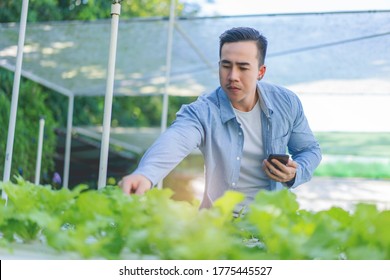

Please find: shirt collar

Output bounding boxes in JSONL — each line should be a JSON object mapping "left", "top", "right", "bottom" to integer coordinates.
{"left": 217, "top": 87, "right": 236, "bottom": 124}
{"left": 258, "top": 82, "right": 273, "bottom": 118}
{"left": 217, "top": 82, "right": 274, "bottom": 123}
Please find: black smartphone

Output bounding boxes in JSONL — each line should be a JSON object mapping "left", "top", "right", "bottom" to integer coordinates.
{"left": 267, "top": 154, "right": 289, "bottom": 170}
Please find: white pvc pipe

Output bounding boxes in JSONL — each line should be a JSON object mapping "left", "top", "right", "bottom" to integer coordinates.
{"left": 161, "top": 0, "right": 176, "bottom": 133}
{"left": 97, "top": 1, "right": 121, "bottom": 189}
{"left": 62, "top": 94, "right": 74, "bottom": 189}
{"left": 2, "top": 0, "right": 30, "bottom": 202}
{"left": 34, "top": 117, "right": 45, "bottom": 185}
{"left": 157, "top": 0, "right": 176, "bottom": 190}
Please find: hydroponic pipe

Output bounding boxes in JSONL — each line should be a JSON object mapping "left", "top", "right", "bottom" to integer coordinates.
{"left": 2, "top": 0, "right": 30, "bottom": 201}
{"left": 97, "top": 0, "right": 122, "bottom": 189}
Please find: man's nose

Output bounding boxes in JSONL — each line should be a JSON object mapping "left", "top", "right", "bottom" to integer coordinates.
{"left": 228, "top": 67, "right": 239, "bottom": 81}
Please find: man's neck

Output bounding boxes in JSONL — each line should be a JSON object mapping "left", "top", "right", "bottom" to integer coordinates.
{"left": 233, "top": 89, "right": 259, "bottom": 112}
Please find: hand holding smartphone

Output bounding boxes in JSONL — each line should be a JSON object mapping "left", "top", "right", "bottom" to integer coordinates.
{"left": 267, "top": 154, "right": 289, "bottom": 171}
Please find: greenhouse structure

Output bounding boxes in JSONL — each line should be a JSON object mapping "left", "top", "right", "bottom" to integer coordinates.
{"left": 1, "top": 2, "right": 390, "bottom": 263}
{"left": 1, "top": 7, "right": 390, "bottom": 189}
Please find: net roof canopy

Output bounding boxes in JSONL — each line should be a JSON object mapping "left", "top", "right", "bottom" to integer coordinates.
{"left": 1, "top": 11, "right": 390, "bottom": 98}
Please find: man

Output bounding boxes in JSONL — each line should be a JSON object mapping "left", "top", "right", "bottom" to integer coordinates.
{"left": 119, "top": 27, "right": 321, "bottom": 214}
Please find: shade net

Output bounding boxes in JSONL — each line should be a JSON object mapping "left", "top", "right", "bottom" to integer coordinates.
{"left": 1, "top": 11, "right": 390, "bottom": 97}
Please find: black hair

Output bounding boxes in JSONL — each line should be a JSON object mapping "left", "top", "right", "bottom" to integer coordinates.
{"left": 219, "top": 27, "right": 268, "bottom": 66}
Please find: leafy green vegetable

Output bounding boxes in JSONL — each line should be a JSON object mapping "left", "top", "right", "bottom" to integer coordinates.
{"left": 1, "top": 178, "right": 389, "bottom": 260}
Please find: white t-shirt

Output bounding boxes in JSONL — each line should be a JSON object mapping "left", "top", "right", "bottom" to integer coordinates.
{"left": 233, "top": 99, "right": 269, "bottom": 212}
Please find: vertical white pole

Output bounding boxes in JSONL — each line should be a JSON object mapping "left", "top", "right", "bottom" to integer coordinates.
{"left": 34, "top": 117, "right": 45, "bottom": 185}
{"left": 62, "top": 94, "right": 74, "bottom": 189}
{"left": 157, "top": 0, "right": 176, "bottom": 190}
{"left": 97, "top": 0, "right": 121, "bottom": 189}
{"left": 161, "top": 0, "right": 176, "bottom": 133}
{"left": 2, "top": 0, "right": 30, "bottom": 201}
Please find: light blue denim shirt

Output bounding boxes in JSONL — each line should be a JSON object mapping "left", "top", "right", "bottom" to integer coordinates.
{"left": 133, "top": 81, "right": 322, "bottom": 208}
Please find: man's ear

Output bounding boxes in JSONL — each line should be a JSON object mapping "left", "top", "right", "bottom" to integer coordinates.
{"left": 258, "top": 65, "right": 267, "bottom": 80}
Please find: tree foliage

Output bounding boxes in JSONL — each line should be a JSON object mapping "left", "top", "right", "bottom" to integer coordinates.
{"left": 0, "top": 69, "right": 58, "bottom": 183}
{"left": 0, "top": 0, "right": 200, "bottom": 23}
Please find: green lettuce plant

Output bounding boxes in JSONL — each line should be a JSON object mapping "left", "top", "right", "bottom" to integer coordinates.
{"left": 1, "top": 177, "right": 389, "bottom": 260}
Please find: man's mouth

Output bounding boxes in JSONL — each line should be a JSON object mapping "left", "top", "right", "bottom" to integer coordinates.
{"left": 227, "top": 85, "right": 240, "bottom": 91}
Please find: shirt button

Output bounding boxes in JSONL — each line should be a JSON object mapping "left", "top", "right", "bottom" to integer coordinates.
{"left": 238, "top": 132, "right": 242, "bottom": 136}
{"left": 232, "top": 182, "right": 236, "bottom": 187}
{"left": 236, "top": 156, "right": 240, "bottom": 160}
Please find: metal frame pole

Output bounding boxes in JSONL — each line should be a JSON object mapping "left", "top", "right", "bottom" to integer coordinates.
{"left": 2, "top": 0, "right": 30, "bottom": 201}
{"left": 157, "top": 0, "right": 176, "bottom": 190}
{"left": 161, "top": 0, "right": 176, "bottom": 133}
{"left": 34, "top": 117, "right": 45, "bottom": 185}
{"left": 97, "top": 0, "right": 122, "bottom": 189}
{"left": 62, "top": 94, "right": 74, "bottom": 189}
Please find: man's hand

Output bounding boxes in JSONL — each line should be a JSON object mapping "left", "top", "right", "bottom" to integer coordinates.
{"left": 118, "top": 174, "right": 152, "bottom": 195}
{"left": 263, "top": 158, "right": 297, "bottom": 183}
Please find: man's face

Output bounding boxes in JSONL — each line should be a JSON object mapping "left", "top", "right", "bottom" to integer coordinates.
{"left": 219, "top": 41, "right": 266, "bottom": 111}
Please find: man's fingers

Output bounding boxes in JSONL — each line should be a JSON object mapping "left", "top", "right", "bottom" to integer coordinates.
{"left": 263, "top": 158, "right": 297, "bottom": 183}
{"left": 118, "top": 176, "right": 135, "bottom": 194}
{"left": 120, "top": 182, "right": 133, "bottom": 195}
{"left": 286, "top": 159, "right": 298, "bottom": 168}
{"left": 134, "top": 183, "right": 149, "bottom": 195}
{"left": 118, "top": 174, "right": 152, "bottom": 195}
